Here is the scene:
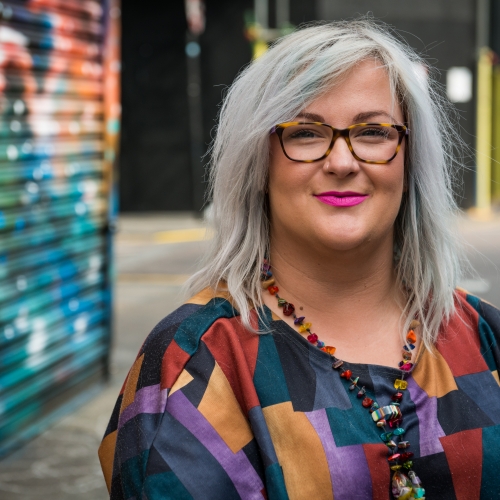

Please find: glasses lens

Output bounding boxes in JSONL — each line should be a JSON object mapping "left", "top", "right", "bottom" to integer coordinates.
{"left": 349, "top": 125, "right": 400, "bottom": 162}
{"left": 280, "top": 124, "right": 333, "bottom": 161}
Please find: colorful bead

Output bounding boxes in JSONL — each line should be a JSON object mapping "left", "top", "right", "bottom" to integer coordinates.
{"left": 261, "top": 278, "right": 275, "bottom": 289}
{"left": 307, "top": 333, "right": 318, "bottom": 343}
{"left": 394, "top": 379, "right": 408, "bottom": 390}
{"left": 408, "top": 471, "right": 422, "bottom": 486}
{"left": 349, "top": 377, "right": 359, "bottom": 390}
{"left": 357, "top": 386, "right": 366, "bottom": 398}
{"left": 391, "top": 471, "right": 413, "bottom": 499}
{"left": 388, "top": 418, "right": 403, "bottom": 428}
{"left": 388, "top": 453, "right": 401, "bottom": 462}
{"left": 362, "top": 397, "right": 373, "bottom": 408}
{"left": 277, "top": 298, "right": 287, "bottom": 307}
{"left": 413, "top": 488, "right": 425, "bottom": 499}
{"left": 402, "top": 350, "right": 412, "bottom": 361}
{"left": 268, "top": 285, "right": 279, "bottom": 295}
{"left": 409, "top": 319, "right": 421, "bottom": 329}
{"left": 283, "top": 303, "right": 295, "bottom": 316}
{"left": 299, "top": 322, "right": 312, "bottom": 333}
{"left": 293, "top": 316, "right": 305, "bottom": 325}
{"left": 398, "top": 441, "right": 410, "bottom": 449}
{"left": 406, "top": 330, "right": 417, "bottom": 344}
{"left": 390, "top": 465, "right": 402, "bottom": 471}
{"left": 376, "top": 420, "right": 386, "bottom": 428}
{"left": 320, "top": 345, "right": 336, "bottom": 355}
{"left": 403, "top": 344, "right": 415, "bottom": 351}
{"left": 380, "top": 432, "right": 392, "bottom": 442}
{"left": 341, "top": 370, "right": 352, "bottom": 379}
{"left": 393, "top": 427, "right": 406, "bottom": 436}
{"left": 392, "top": 392, "right": 403, "bottom": 403}
{"left": 400, "top": 452, "right": 414, "bottom": 461}
{"left": 372, "top": 405, "right": 401, "bottom": 422}
{"left": 400, "top": 363, "right": 413, "bottom": 372}
{"left": 403, "top": 461, "right": 413, "bottom": 469}
{"left": 386, "top": 440, "right": 397, "bottom": 449}
{"left": 332, "top": 359, "right": 344, "bottom": 369}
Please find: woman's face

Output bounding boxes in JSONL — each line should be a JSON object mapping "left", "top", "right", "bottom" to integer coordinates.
{"left": 268, "top": 59, "right": 406, "bottom": 256}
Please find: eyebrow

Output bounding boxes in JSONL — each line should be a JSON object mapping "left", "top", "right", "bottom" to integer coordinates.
{"left": 352, "top": 110, "right": 399, "bottom": 124}
{"left": 294, "top": 110, "right": 400, "bottom": 125}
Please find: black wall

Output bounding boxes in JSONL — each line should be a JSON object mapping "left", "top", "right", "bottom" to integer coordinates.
{"left": 120, "top": 0, "right": 252, "bottom": 211}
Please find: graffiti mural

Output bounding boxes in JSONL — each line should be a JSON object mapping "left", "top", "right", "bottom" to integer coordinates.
{"left": 0, "top": 0, "right": 120, "bottom": 455}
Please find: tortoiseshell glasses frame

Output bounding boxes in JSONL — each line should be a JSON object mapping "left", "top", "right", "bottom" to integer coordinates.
{"left": 270, "top": 122, "right": 409, "bottom": 164}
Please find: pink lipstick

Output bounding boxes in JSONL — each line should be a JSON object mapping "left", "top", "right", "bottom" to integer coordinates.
{"left": 314, "top": 191, "right": 368, "bottom": 207}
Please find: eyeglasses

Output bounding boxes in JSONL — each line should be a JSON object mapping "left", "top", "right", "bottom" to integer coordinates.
{"left": 270, "top": 122, "right": 409, "bottom": 164}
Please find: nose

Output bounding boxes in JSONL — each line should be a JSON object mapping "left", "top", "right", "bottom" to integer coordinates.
{"left": 322, "top": 136, "right": 360, "bottom": 178}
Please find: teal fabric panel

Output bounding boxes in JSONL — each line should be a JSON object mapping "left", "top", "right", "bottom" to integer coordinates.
{"left": 466, "top": 294, "right": 499, "bottom": 372}
{"left": 253, "top": 334, "right": 291, "bottom": 408}
{"left": 481, "top": 425, "right": 500, "bottom": 497}
{"left": 143, "top": 471, "right": 194, "bottom": 500}
{"left": 326, "top": 390, "right": 381, "bottom": 447}
{"left": 121, "top": 449, "right": 150, "bottom": 499}
{"left": 265, "top": 462, "right": 290, "bottom": 500}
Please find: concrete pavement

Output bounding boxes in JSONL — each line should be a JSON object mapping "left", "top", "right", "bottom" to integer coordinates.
{"left": 0, "top": 210, "right": 498, "bottom": 499}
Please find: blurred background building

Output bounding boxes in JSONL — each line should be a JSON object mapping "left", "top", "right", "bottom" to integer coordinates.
{"left": 1, "top": 0, "right": 500, "bottom": 487}
{"left": 120, "top": 0, "right": 500, "bottom": 213}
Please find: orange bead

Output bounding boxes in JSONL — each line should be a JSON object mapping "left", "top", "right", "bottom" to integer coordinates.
{"left": 406, "top": 330, "right": 417, "bottom": 344}
{"left": 321, "top": 345, "right": 336, "bottom": 355}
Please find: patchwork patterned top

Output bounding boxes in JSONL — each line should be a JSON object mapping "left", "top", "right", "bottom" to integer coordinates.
{"left": 99, "top": 289, "right": 500, "bottom": 499}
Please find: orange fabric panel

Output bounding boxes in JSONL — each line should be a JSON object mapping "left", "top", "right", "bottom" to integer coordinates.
{"left": 263, "top": 402, "right": 333, "bottom": 500}
{"left": 412, "top": 347, "right": 458, "bottom": 397}
{"left": 197, "top": 362, "right": 254, "bottom": 453}
{"left": 98, "top": 430, "right": 117, "bottom": 493}
{"left": 120, "top": 354, "right": 144, "bottom": 412}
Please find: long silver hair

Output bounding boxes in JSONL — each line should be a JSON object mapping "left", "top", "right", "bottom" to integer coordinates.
{"left": 186, "top": 19, "right": 465, "bottom": 348}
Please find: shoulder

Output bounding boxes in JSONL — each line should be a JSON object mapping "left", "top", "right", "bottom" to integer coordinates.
{"left": 436, "top": 289, "right": 500, "bottom": 378}
{"left": 136, "top": 287, "right": 262, "bottom": 392}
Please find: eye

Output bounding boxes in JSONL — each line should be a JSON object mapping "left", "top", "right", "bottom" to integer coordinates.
{"left": 355, "top": 126, "right": 391, "bottom": 139}
{"left": 288, "top": 128, "right": 322, "bottom": 139}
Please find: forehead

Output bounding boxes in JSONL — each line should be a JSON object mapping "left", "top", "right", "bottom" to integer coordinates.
{"left": 303, "top": 59, "right": 404, "bottom": 125}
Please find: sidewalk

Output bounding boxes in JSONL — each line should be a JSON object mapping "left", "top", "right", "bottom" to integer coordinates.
{"left": 0, "top": 211, "right": 498, "bottom": 499}
{"left": 0, "top": 213, "right": 210, "bottom": 500}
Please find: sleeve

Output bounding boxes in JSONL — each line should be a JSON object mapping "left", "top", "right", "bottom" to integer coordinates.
{"left": 98, "top": 300, "right": 266, "bottom": 500}
{"left": 464, "top": 293, "right": 500, "bottom": 379}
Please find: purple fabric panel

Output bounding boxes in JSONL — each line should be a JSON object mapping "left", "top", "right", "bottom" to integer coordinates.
{"left": 166, "top": 390, "right": 265, "bottom": 499}
{"left": 118, "top": 384, "right": 168, "bottom": 430}
{"left": 306, "top": 408, "right": 372, "bottom": 500}
{"left": 407, "top": 377, "right": 445, "bottom": 456}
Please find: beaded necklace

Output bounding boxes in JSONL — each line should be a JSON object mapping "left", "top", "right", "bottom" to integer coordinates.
{"left": 261, "top": 260, "right": 426, "bottom": 500}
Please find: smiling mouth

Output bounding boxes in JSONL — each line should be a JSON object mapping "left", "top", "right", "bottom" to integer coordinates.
{"left": 314, "top": 191, "right": 369, "bottom": 207}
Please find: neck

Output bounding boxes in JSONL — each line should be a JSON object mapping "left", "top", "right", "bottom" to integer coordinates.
{"left": 267, "top": 230, "right": 406, "bottom": 364}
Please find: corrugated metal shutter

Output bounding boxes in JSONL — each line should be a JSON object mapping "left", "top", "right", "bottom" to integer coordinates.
{"left": 0, "top": 0, "right": 120, "bottom": 455}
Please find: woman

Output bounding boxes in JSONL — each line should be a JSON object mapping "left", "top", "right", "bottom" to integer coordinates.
{"left": 99, "top": 20, "right": 500, "bottom": 499}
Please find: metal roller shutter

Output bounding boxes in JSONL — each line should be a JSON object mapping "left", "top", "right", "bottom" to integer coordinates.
{"left": 0, "top": 0, "right": 120, "bottom": 455}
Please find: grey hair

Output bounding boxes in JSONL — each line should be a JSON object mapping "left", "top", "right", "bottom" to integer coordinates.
{"left": 186, "top": 19, "right": 465, "bottom": 349}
